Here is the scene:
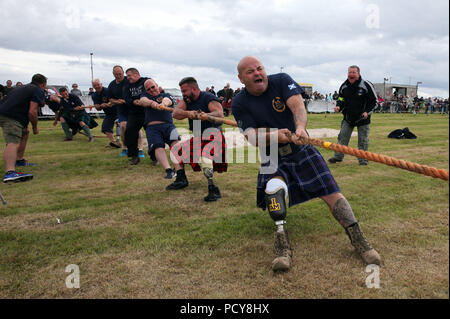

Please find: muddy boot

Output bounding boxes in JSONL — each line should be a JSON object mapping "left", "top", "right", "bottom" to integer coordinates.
{"left": 272, "top": 230, "right": 293, "bottom": 272}
{"left": 345, "top": 223, "right": 381, "bottom": 265}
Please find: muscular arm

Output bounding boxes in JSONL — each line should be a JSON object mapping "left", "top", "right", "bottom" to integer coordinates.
{"left": 28, "top": 101, "right": 39, "bottom": 134}
{"left": 173, "top": 99, "right": 193, "bottom": 120}
{"left": 206, "top": 100, "right": 223, "bottom": 118}
{"left": 286, "top": 94, "right": 307, "bottom": 131}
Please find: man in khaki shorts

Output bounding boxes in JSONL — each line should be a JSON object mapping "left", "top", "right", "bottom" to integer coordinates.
{"left": 0, "top": 74, "right": 47, "bottom": 183}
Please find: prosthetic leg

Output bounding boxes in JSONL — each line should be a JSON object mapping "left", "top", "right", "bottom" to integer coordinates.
{"left": 265, "top": 178, "right": 292, "bottom": 271}
{"left": 201, "top": 157, "right": 221, "bottom": 202}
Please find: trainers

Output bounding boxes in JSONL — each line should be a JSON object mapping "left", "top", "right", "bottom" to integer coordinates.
{"left": 345, "top": 223, "right": 381, "bottom": 265}
{"left": 120, "top": 149, "right": 128, "bottom": 157}
{"left": 130, "top": 156, "right": 140, "bottom": 165}
{"left": 272, "top": 230, "right": 293, "bottom": 272}
{"left": 3, "top": 171, "right": 33, "bottom": 183}
{"left": 15, "top": 159, "right": 36, "bottom": 167}
{"left": 109, "top": 141, "right": 121, "bottom": 148}
{"left": 63, "top": 137, "right": 73, "bottom": 141}
{"left": 359, "top": 161, "right": 368, "bottom": 166}
{"left": 164, "top": 168, "right": 176, "bottom": 179}
{"left": 166, "top": 171, "right": 188, "bottom": 190}
{"left": 328, "top": 157, "right": 343, "bottom": 164}
{"left": 89, "top": 137, "right": 95, "bottom": 143}
{"left": 138, "top": 150, "right": 145, "bottom": 158}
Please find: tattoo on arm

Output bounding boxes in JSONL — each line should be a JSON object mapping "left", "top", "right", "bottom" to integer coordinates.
{"left": 332, "top": 198, "right": 357, "bottom": 228}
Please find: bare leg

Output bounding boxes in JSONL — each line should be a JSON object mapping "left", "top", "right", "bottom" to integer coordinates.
{"left": 16, "top": 129, "right": 29, "bottom": 161}
{"left": 3, "top": 143, "right": 19, "bottom": 172}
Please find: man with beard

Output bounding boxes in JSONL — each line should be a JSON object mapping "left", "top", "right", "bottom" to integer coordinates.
{"left": 167, "top": 77, "right": 227, "bottom": 202}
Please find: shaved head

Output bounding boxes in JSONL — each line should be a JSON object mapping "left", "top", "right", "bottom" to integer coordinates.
{"left": 238, "top": 56, "right": 262, "bottom": 75}
{"left": 237, "top": 56, "right": 268, "bottom": 96}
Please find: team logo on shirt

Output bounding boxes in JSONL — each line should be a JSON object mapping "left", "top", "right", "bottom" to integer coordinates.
{"left": 272, "top": 97, "right": 286, "bottom": 112}
{"left": 102, "top": 97, "right": 108, "bottom": 103}
{"left": 157, "top": 97, "right": 163, "bottom": 103}
{"left": 288, "top": 83, "right": 297, "bottom": 90}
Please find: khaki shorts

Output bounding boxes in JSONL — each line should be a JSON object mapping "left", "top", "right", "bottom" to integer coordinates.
{"left": 0, "top": 114, "right": 27, "bottom": 144}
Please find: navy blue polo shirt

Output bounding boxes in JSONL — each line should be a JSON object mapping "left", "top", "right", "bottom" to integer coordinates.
{"left": 0, "top": 83, "right": 45, "bottom": 127}
{"left": 185, "top": 91, "right": 222, "bottom": 134}
{"left": 92, "top": 87, "right": 117, "bottom": 118}
{"left": 60, "top": 93, "right": 84, "bottom": 112}
{"left": 124, "top": 77, "right": 149, "bottom": 116}
{"left": 107, "top": 77, "right": 128, "bottom": 100}
{"left": 231, "top": 73, "right": 304, "bottom": 133}
{"left": 140, "top": 91, "right": 174, "bottom": 125}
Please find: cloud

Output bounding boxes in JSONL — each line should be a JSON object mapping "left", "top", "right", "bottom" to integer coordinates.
{"left": 0, "top": 0, "right": 448, "bottom": 97}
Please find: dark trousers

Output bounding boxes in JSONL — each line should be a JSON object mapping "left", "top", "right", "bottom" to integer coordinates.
{"left": 124, "top": 111, "right": 145, "bottom": 158}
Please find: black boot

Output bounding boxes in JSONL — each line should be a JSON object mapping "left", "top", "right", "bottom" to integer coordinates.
{"left": 166, "top": 169, "right": 188, "bottom": 190}
{"left": 204, "top": 184, "right": 221, "bottom": 202}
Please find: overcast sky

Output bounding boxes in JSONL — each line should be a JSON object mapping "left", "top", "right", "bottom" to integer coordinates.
{"left": 0, "top": 0, "right": 448, "bottom": 97}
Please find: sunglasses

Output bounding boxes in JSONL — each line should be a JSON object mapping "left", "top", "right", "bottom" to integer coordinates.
{"left": 146, "top": 85, "right": 156, "bottom": 91}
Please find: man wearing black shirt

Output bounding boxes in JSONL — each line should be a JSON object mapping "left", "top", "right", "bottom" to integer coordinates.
{"left": 107, "top": 65, "right": 132, "bottom": 156}
{"left": 167, "top": 77, "right": 227, "bottom": 202}
{"left": 53, "top": 87, "right": 97, "bottom": 142}
{"left": 91, "top": 79, "right": 120, "bottom": 148}
{"left": 125, "top": 68, "right": 148, "bottom": 165}
{"left": 0, "top": 74, "right": 46, "bottom": 182}
{"left": 329, "top": 66, "right": 377, "bottom": 166}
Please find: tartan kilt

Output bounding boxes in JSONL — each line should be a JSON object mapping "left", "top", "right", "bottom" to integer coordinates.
{"left": 257, "top": 144, "right": 340, "bottom": 210}
{"left": 171, "top": 130, "right": 228, "bottom": 173}
{"left": 62, "top": 110, "right": 98, "bottom": 130}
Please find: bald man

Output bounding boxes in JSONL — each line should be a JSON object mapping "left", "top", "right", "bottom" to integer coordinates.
{"left": 135, "top": 79, "right": 182, "bottom": 179}
{"left": 91, "top": 79, "right": 120, "bottom": 148}
{"left": 231, "top": 56, "right": 380, "bottom": 272}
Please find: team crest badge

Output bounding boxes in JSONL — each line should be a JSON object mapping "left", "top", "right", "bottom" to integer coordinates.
{"left": 272, "top": 97, "right": 285, "bottom": 112}
{"left": 157, "top": 97, "right": 163, "bottom": 103}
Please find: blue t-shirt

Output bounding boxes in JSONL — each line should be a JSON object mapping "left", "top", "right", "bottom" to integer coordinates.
{"left": 92, "top": 87, "right": 117, "bottom": 118}
{"left": 124, "top": 77, "right": 149, "bottom": 116}
{"left": 0, "top": 83, "right": 45, "bottom": 127}
{"left": 107, "top": 77, "right": 128, "bottom": 100}
{"left": 185, "top": 91, "right": 222, "bottom": 134}
{"left": 140, "top": 91, "right": 174, "bottom": 125}
{"left": 231, "top": 73, "right": 304, "bottom": 133}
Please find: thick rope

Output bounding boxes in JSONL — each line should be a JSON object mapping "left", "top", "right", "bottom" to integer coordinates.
{"left": 110, "top": 103, "right": 450, "bottom": 181}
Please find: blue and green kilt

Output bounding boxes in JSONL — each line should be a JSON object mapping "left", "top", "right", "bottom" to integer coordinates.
{"left": 62, "top": 110, "right": 98, "bottom": 132}
{"left": 257, "top": 144, "right": 340, "bottom": 210}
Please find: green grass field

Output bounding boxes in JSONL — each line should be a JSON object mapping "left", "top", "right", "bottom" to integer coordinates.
{"left": 0, "top": 113, "right": 448, "bottom": 298}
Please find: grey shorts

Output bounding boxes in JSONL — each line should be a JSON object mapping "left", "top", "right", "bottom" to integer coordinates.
{"left": 0, "top": 114, "right": 27, "bottom": 144}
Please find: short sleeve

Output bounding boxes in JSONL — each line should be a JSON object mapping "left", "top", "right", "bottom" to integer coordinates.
{"left": 278, "top": 73, "right": 304, "bottom": 102}
{"left": 231, "top": 97, "right": 257, "bottom": 132}
{"left": 31, "top": 87, "right": 45, "bottom": 106}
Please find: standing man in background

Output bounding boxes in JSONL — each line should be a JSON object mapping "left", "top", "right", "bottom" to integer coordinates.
{"left": 329, "top": 65, "right": 377, "bottom": 166}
